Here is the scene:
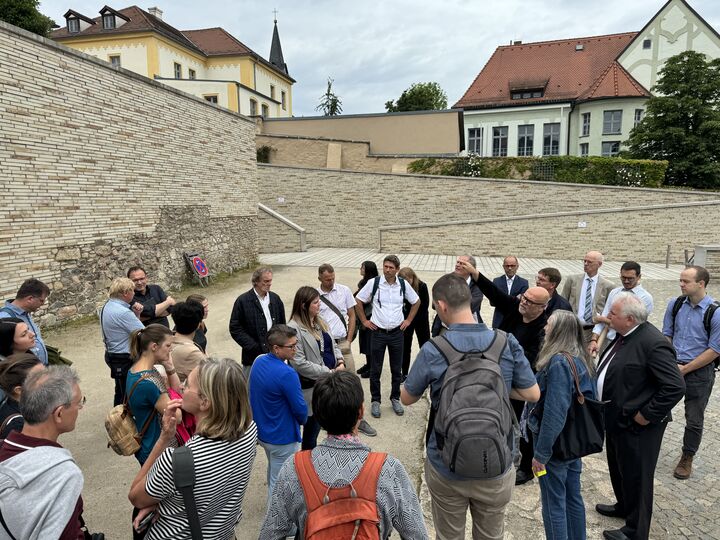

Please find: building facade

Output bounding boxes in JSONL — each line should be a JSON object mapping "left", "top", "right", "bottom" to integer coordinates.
{"left": 455, "top": 0, "right": 720, "bottom": 157}
{"left": 51, "top": 6, "right": 293, "bottom": 117}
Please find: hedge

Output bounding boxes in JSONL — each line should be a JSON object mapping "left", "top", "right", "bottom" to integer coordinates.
{"left": 407, "top": 155, "right": 668, "bottom": 188}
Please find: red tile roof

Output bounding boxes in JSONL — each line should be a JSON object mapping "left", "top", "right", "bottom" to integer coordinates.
{"left": 454, "top": 32, "right": 649, "bottom": 110}
{"left": 182, "top": 28, "right": 253, "bottom": 56}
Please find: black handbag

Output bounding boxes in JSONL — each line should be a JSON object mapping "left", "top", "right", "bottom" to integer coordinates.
{"left": 552, "top": 353, "right": 607, "bottom": 461}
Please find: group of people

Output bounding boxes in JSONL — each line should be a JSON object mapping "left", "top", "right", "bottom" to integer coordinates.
{"left": 0, "top": 250, "right": 716, "bottom": 540}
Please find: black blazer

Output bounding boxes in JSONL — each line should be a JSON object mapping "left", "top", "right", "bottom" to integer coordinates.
{"left": 602, "top": 322, "right": 685, "bottom": 433}
{"left": 491, "top": 275, "right": 529, "bottom": 328}
{"left": 229, "top": 289, "right": 286, "bottom": 365}
{"left": 546, "top": 291, "right": 573, "bottom": 317}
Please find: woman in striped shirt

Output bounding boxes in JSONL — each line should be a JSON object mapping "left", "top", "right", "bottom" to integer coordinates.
{"left": 129, "top": 357, "right": 257, "bottom": 539}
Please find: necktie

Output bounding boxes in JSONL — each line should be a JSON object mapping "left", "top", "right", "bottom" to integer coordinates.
{"left": 583, "top": 278, "right": 593, "bottom": 323}
{"left": 597, "top": 336, "right": 623, "bottom": 376}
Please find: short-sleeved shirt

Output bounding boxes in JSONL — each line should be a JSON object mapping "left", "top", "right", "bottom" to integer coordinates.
{"left": 133, "top": 284, "right": 170, "bottom": 327}
{"left": 356, "top": 276, "right": 420, "bottom": 330}
{"left": 317, "top": 283, "right": 356, "bottom": 339}
{"left": 145, "top": 426, "right": 258, "bottom": 540}
{"left": 662, "top": 295, "right": 720, "bottom": 363}
{"left": 126, "top": 369, "right": 164, "bottom": 464}
{"left": 404, "top": 322, "right": 536, "bottom": 481}
{"left": 592, "top": 284, "right": 654, "bottom": 341}
{"left": 100, "top": 298, "right": 145, "bottom": 354}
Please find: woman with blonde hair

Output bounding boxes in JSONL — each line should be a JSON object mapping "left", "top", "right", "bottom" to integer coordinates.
{"left": 398, "top": 267, "right": 430, "bottom": 380}
{"left": 526, "top": 310, "right": 596, "bottom": 540}
{"left": 287, "top": 286, "right": 345, "bottom": 450}
{"left": 129, "top": 357, "right": 257, "bottom": 539}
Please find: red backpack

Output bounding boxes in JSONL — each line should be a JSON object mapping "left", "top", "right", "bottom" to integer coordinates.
{"left": 295, "top": 450, "right": 386, "bottom": 540}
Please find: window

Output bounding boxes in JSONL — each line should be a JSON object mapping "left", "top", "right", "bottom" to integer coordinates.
{"left": 188, "top": 69, "right": 196, "bottom": 80}
{"left": 68, "top": 18, "right": 80, "bottom": 33}
{"left": 517, "top": 125, "right": 534, "bottom": 156}
{"left": 250, "top": 99, "right": 257, "bottom": 116}
{"left": 468, "top": 128, "right": 483, "bottom": 155}
{"left": 270, "top": 85, "right": 276, "bottom": 100}
{"left": 579, "top": 143, "right": 589, "bottom": 157}
{"left": 603, "top": 110, "right": 623, "bottom": 134}
{"left": 634, "top": 108, "right": 644, "bottom": 127}
{"left": 492, "top": 126, "right": 508, "bottom": 157}
{"left": 173, "top": 62, "right": 182, "bottom": 79}
{"left": 543, "top": 123, "right": 561, "bottom": 155}
{"left": 643, "top": 39, "right": 651, "bottom": 49}
{"left": 102, "top": 14, "right": 115, "bottom": 29}
{"left": 510, "top": 89, "right": 544, "bottom": 100}
{"left": 581, "top": 113, "right": 591, "bottom": 137}
{"left": 109, "top": 55, "right": 121, "bottom": 68}
{"left": 281, "top": 91, "right": 286, "bottom": 110}
{"left": 204, "top": 95, "right": 218, "bottom": 104}
{"left": 261, "top": 104, "right": 269, "bottom": 118}
{"left": 601, "top": 141, "right": 620, "bottom": 157}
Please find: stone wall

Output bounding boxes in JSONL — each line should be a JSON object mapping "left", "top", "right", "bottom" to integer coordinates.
{"left": 257, "top": 209, "right": 304, "bottom": 253}
{"left": 257, "top": 164, "right": 720, "bottom": 263}
{"left": 0, "top": 21, "right": 258, "bottom": 325}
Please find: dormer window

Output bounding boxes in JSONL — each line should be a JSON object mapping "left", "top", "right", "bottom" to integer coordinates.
{"left": 68, "top": 18, "right": 80, "bottom": 33}
{"left": 102, "top": 14, "right": 115, "bottom": 29}
{"left": 511, "top": 89, "right": 544, "bottom": 100}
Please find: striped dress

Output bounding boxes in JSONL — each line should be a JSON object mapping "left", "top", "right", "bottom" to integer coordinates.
{"left": 145, "top": 423, "right": 258, "bottom": 540}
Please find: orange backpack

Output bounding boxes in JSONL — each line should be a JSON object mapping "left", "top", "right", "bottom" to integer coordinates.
{"left": 295, "top": 450, "right": 386, "bottom": 540}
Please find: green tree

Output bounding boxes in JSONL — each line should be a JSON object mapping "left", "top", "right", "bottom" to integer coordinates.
{"left": 0, "top": 0, "right": 56, "bottom": 37}
{"left": 385, "top": 82, "right": 448, "bottom": 112}
{"left": 624, "top": 50, "right": 720, "bottom": 189}
{"left": 316, "top": 77, "right": 342, "bottom": 116}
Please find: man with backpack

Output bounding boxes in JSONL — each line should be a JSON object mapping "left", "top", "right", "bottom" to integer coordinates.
{"left": 662, "top": 265, "right": 719, "bottom": 480}
{"left": 401, "top": 273, "right": 540, "bottom": 540}
{"left": 356, "top": 255, "right": 420, "bottom": 419}
{"left": 258, "top": 370, "right": 428, "bottom": 540}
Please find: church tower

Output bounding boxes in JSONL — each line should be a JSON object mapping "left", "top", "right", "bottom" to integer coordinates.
{"left": 269, "top": 14, "right": 288, "bottom": 75}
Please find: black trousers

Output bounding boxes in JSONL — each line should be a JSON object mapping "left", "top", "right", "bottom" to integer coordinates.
{"left": 512, "top": 398, "right": 533, "bottom": 474}
{"left": 606, "top": 421, "right": 667, "bottom": 540}
{"left": 302, "top": 415, "right": 322, "bottom": 450}
{"left": 369, "top": 328, "right": 403, "bottom": 403}
{"left": 402, "top": 319, "right": 430, "bottom": 376}
{"left": 106, "top": 352, "right": 132, "bottom": 406}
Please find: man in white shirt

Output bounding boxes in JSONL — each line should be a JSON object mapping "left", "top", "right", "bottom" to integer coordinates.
{"left": 356, "top": 255, "right": 420, "bottom": 419}
{"left": 317, "top": 263, "right": 377, "bottom": 437}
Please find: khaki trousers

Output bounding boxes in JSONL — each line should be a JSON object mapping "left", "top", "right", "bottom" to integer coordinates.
{"left": 336, "top": 338, "right": 355, "bottom": 373}
{"left": 424, "top": 457, "right": 515, "bottom": 540}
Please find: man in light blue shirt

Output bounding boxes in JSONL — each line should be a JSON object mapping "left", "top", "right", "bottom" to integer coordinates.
{"left": 0, "top": 279, "right": 50, "bottom": 365}
{"left": 662, "top": 265, "right": 720, "bottom": 480}
{"left": 100, "top": 277, "right": 144, "bottom": 405}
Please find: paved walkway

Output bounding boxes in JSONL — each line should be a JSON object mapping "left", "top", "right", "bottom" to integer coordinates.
{"left": 260, "top": 247, "right": 684, "bottom": 280}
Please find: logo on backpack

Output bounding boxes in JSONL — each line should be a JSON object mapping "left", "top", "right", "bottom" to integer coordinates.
{"left": 430, "top": 330, "right": 516, "bottom": 478}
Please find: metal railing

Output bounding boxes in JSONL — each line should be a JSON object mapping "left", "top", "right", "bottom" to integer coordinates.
{"left": 258, "top": 203, "right": 307, "bottom": 252}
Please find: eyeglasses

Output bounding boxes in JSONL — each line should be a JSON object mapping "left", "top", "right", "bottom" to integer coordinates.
{"left": 77, "top": 396, "right": 86, "bottom": 409}
{"left": 520, "top": 294, "right": 546, "bottom": 306}
{"left": 277, "top": 342, "right": 298, "bottom": 350}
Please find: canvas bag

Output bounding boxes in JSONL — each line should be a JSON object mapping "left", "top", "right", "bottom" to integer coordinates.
{"left": 105, "top": 373, "right": 158, "bottom": 456}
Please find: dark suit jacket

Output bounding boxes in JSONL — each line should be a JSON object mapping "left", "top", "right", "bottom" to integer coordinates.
{"left": 602, "top": 322, "right": 685, "bottom": 433}
{"left": 546, "top": 291, "right": 573, "bottom": 317}
{"left": 229, "top": 289, "right": 286, "bottom": 365}
{"left": 431, "top": 279, "right": 484, "bottom": 336}
{"left": 491, "top": 275, "right": 529, "bottom": 329}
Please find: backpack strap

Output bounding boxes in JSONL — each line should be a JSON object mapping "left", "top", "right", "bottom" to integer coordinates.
{"left": 125, "top": 374, "right": 158, "bottom": 441}
{"left": 430, "top": 330, "right": 508, "bottom": 366}
{"left": 350, "top": 452, "right": 386, "bottom": 502}
{"left": 0, "top": 307, "right": 15, "bottom": 317}
{"left": 369, "top": 276, "right": 381, "bottom": 304}
{"left": 398, "top": 277, "right": 406, "bottom": 300}
{"left": 668, "top": 295, "right": 687, "bottom": 337}
{"left": 173, "top": 445, "right": 204, "bottom": 540}
{"left": 319, "top": 295, "right": 348, "bottom": 333}
{"left": 0, "top": 414, "right": 22, "bottom": 437}
{"left": 295, "top": 450, "right": 326, "bottom": 512}
{"left": 703, "top": 301, "right": 720, "bottom": 336}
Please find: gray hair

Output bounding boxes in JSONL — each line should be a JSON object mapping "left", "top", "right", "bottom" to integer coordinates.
{"left": 251, "top": 266, "right": 273, "bottom": 285}
{"left": 613, "top": 291, "right": 648, "bottom": 323}
{"left": 535, "top": 310, "right": 594, "bottom": 375}
{"left": 20, "top": 366, "right": 80, "bottom": 425}
{"left": 461, "top": 255, "right": 477, "bottom": 268}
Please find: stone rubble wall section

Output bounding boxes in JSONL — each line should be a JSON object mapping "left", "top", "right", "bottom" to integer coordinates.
{"left": 0, "top": 22, "right": 259, "bottom": 326}
{"left": 257, "top": 164, "right": 720, "bottom": 263}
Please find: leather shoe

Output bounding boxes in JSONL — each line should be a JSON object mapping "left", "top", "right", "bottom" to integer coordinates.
{"left": 602, "top": 529, "right": 630, "bottom": 540}
{"left": 595, "top": 503, "right": 625, "bottom": 518}
{"left": 514, "top": 470, "right": 534, "bottom": 485}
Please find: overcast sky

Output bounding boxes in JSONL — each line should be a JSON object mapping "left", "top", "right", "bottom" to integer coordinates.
{"left": 39, "top": 0, "right": 720, "bottom": 116}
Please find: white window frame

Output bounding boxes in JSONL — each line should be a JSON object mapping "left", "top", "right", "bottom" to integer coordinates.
{"left": 543, "top": 123, "right": 560, "bottom": 156}
{"left": 109, "top": 55, "right": 121, "bottom": 68}
{"left": 68, "top": 18, "right": 80, "bottom": 33}
{"left": 491, "top": 126, "right": 508, "bottom": 157}
{"left": 102, "top": 14, "right": 115, "bottom": 30}
{"left": 634, "top": 108, "right": 644, "bottom": 128}
{"left": 603, "top": 110, "right": 623, "bottom": 135}
{"left": 601, "top": 141, "right": 620, "bottom": 157}
{"left": 517, "top": 125, "right": 534, "bottom": 157}
{"left": 173, "top": 62, "right": 182, "bottom": 79}
{"left": 579, "top": 143, "right": 589, "bottom": 157}
{"left": 581, "top": 113, "right": 591, "bottom": 137}
{"left": 188, "top": 68, "right": 196, "bottom": 80}
{"left": 468, "top": 128, "right": 483, "bottom": 155}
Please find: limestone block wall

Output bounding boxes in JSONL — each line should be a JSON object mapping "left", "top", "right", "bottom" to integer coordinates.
{"left": 257, "top": 210, "right": 304, "bottom": 253}
{"left": 0, "top": 21, "right": 258, "bottom": 325}
{"left": 257, "top": 164, "right": 720, "bottom": 263}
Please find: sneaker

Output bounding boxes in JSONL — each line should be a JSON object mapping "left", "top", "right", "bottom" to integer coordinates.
{"left": 358, "top": 419, "right": 377, "bottom": 437}
{"left": 391, "top": 399, "right": 404, "bottom": 416}
{"left": 371, "top": 401, "right": 381, "bottom": 418}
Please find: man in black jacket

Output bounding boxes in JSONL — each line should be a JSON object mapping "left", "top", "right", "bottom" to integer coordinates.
{"left": 229, "top": 267, "right": 286, "bottom": 376}
{"left": 431, "top": 255, "right": 484, "bottom": 336}
{"left": 595, "top": 292, "right": 685, "bottom": 540}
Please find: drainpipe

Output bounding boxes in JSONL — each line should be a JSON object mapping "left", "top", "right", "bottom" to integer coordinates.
{"left": 566, "top": 102, "right": 576, "bottom": 156}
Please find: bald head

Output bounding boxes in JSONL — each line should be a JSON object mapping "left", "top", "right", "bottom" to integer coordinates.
{"left": 525, "top": 287, "right": 550, "bottom": 305}
{"left": 518, "top": 286, "right": 550, "bottom": 322}
{"left": 583, "top": 251, "right": 604, "bottom": 278}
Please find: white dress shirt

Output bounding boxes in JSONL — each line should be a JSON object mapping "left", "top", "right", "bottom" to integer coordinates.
{"left": 318, "top": 283, "right": 356, "bottom": 340}
{"left": 356, "top": 275, "right": 420, "bottom": 330}
{"left": 254, "top": 289, "right": 273, "bottom": 331}
{"left": 576, "top": 273, "right": 599, "bottom": 323}
{"left": 597, "top": 324, "right": 639, "bottom": 400}
{"left": 505, "top": 275, "right": 516, "bottom": 294}
{"left": 592, "top": 285, "right": 654, "bottom": 341}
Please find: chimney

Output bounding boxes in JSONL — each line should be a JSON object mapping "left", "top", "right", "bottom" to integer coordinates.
{"left": 513, "top": 40, "right": 522, "bottom": 45}
{"left": 575, "top": 44, "right": 585, "bottom": 51}
{"left": 147, "top": 7, "right": 163, "bottom": 19}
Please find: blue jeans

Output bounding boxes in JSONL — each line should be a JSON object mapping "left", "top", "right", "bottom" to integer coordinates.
{"left": 259, "top": 440, "right": 299, "bottom": 507}
{"left": 538, "top": 457, "right": 586, "bottom": 540}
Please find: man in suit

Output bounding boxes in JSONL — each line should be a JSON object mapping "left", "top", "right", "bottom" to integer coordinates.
{"left": 561, "top": 250, "right": 614, "bottom": 343}
{"left": 491, "top": 256, "right": 529, "bottom": 329}
{"left": 595, "top": 292, "right": 685, "bottom": 540}
{"left": 229, "top": 266, "right": 286, "bottom": 376}
{"left": 535, "top": 267, "right": 573, "bottom": 317}
{"left": 431, "top": 255, "right": 484, "bottom": 336}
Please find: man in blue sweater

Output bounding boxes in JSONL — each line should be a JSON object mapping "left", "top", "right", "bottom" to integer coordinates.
{"left": 249, "top": 324, "right": 308, "bottom": 507}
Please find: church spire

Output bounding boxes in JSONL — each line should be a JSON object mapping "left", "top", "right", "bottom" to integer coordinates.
{"left": 269, "top": 11, "right": 288, "bottom": 75}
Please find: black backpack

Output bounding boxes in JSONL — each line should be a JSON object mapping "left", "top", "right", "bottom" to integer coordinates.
{"left": 669, "top": 295, "right": 720, "bottom": 368}
{"left": 429, "top": 330, "right": 516, "bottom": 478}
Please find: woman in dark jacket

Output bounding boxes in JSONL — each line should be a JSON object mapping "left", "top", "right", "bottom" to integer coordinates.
{"left": 0, "top": 353, "right": 44, "bottom": 438}
{"left": 355, "top": 261, "right": 378, "bottom": 377}
{"left": 398, "top": 267, "right": 430, "bottom": 379}
{"left": 526, "top": 310, "right": 596, "bottom": 540}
